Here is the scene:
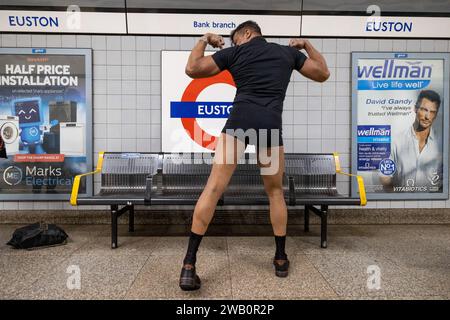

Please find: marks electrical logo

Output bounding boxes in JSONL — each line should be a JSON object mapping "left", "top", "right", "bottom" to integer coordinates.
{"left": 3, "top": 166, "right": 23, "bottom": 186}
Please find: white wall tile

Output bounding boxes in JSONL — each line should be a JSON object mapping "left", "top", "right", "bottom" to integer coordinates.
{"left": 137, "top": 51, "right": 152, "bottom": 65}
{"left": 122, "top": 138, "right": 137, "bottom": 151}
{"left": 322, "top": 39, "right": 336, "bottom": 53}
{"left": 27, "top": 34, "right": 47, "bottom": 48}
{"left": 308, "top": 139, "right": 322, "bottom": 152}
{"left": 76, "top": 35, "right": 91, "bottom": 48}
{"left": 291, "top": 123, "right": 306, "bottom": 139}
{"left": 136, "top": 36, "right": 151, "bottom": 51}
{"left": 93, "top": 80, "right": 107, "bottom": 94}
{"left": 92, "top": 35, "right": 107, "bottom": 50}
{"left": 121, "top": 124, "right": 136, "bottom": 139}
{"left": 94, "top": 124, "right": 107, "bottom": 138}
{"left": 293, "top": 82, "right": 307, "bottom": 96}
{"left": 323, "top": 53, "right": 336, "bottom": 68}
{"left": 121, "top": 50, "right": 136, "bottom": 65}
{"left": 336, "top": 82, "right": 350, "bottom": 96}
{"left": 406, "top": 39, "right": 421, "bottom": 51}
{"left": 137, "top": 81, "right": 151, "bottom": 95}
{"left": 151, "top": 51, "right": 161, "bottom": 65}
{"left": 378, "top": 39, "right": 393, "bottom": 51}
{"left": 122, "top": 66, "right": 137, "bottom": 80}
{"left": 107, "top": 51, "right": 122, "bottom": 65}
{"left": 61, "top": 35, "right": 76, "bottom": 47}
{"left": 322, "top": 82, "right": 336, "bottom": 96}
{"left": 107, "top": 65, "right": 121, "bottom": 79}
{"left": 106, "top": 36, "right": 121, "bottom": 50}
{"left": 137, "top": 95, "right": 152, "bottom": 109}
{"left": 121, "top": 36, "right": 136, "bottom": 50}
{"left": 392, "top": 39, "right": 407, "bottom": 51}
{"left": 122, "top": 95, "right": 137, "bottom": 109}
{"left": 307, "top": 125, "right": 321, "bottom": 139}
{"left": 165, "top": 37, "right": 180, "bottom": 50}
{"left": 17, "top": 34, "right": 31, "bottom": 47}
{"left": 364, "top": 39, "right": 379, "bottom": 51}
{"left": 307, "top": 82, "right": 322, "bottom": 96}
{"left": 93, "top": 65, "right": 107, "bottom": 80}
{"left": 151, "top": 36, "right": 165, "bottom": 50}
{"left": 107, "top": 94, "right": 122, "bottom": 108}
{"left": 337, "top": 39, "right": 350, "bottom": 53}
{"left": 107, "top": 109, "right": 121, "bottom": 124}
{"left": 350, "top": 39, "right": 365, "bottom": 51}
{"left": 2, "top": 34, "right": 17, "bottom": 46}
{"left": 336, "top": 111, "right": 350, "bottom": 125}
{"left": 322, "top": 110, "right": 336, "bottom": 125}
{"left": 93, "top": 50, "right": 107, "bottom": 64}
{"left": 293, "top": 139, "right": 307, "bottom": 152}
{"left": 434, "top": 40, "right": 448, "bottom": 52}
{"left": 136, "top": 66, "right": 151, "bottom": 80}
{"left": 122, "top": 80, "right": 137, "bottom": 94}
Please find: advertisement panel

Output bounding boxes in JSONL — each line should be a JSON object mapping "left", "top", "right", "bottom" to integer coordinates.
{"left": 0, "top": 48, "right": 92, "bottom": 200}
{"left": 351, "top": 52, "right": 449, "bottom": 200}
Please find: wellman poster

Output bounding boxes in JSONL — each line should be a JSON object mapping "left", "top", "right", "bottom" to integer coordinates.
{"left": 351, "top": 52, "right": 449, "bottom": 200}
{"left": 0, "top": 48, "right": 92, "bottom": 200}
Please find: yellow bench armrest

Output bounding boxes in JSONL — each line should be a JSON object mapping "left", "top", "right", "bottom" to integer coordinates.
{"left": 70, "top": 151, "right": 105, "bottom": 206}
{"left": 333, "top": 152, "right": 367, "bottom": 206}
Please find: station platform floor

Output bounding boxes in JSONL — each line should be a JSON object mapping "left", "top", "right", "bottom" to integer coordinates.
{"left": 1, "top": 224, "right": 449, "bottom": 300}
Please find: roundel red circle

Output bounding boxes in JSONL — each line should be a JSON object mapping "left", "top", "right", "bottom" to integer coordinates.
{"left": 181, "top": 71, "right": 235, "bottom": 150}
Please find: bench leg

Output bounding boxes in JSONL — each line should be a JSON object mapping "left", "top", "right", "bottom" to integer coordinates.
{"left": 111, "top": 205, "right": 118, "bottom": 249}
{"left": 129, "top": 205, "right": 135, "bottom": 233}
{"left": 320, "top": 206, "right": 328, "bottom": 249}
{"left": 304, "top": 205, "right": 310, "bottom": 232}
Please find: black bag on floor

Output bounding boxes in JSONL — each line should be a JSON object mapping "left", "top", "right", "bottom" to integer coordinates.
{"left": 7, "top": 222, "right": 68, "bottom": 249}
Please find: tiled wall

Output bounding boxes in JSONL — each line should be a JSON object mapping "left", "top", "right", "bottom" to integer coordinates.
{"left": 0, "top": 34, "right": 449, "bottom": 211}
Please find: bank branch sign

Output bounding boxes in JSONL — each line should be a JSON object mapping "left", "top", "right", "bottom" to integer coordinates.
{"left": 162, "top": 51, "right": 240, "bottom": 153}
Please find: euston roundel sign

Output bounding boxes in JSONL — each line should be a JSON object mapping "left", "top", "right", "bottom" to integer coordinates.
{"left": 180, "top": 71, "right": 235, "bottom": 150}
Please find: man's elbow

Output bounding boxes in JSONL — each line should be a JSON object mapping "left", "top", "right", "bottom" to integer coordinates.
{"left": 317, "top": 69, "right": 330, "bottom": 82}
{"left": 185, "top": 65, "right": 196, "bottom": 78}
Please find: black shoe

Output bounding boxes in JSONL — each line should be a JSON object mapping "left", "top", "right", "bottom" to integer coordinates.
{"left": 273, "top": 257, "right": 290, "bottom": 278}
{"left": 179, "top": 264, "right": 201, "bottom": 291}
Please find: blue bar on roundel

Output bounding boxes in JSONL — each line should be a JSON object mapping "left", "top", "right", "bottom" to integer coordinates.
{"left": 170, "top": 101, "right": 233, "bottom": 118}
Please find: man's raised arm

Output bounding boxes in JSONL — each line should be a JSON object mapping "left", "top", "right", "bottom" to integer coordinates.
{"left": 289, "top": 39, "right": 330, "bottom": 83}
{"left": 185, "top": 33, "right": 224, "bottom": 78}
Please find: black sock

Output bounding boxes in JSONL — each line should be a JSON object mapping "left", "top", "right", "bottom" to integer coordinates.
{"left": 274, "top": 235, "right": 287, "bottom": 260}
{"left": 183, "top": 231, "right": 204, "bottom": 266}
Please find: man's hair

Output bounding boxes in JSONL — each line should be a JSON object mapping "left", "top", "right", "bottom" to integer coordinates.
{"left": 415, "top": 90, "right": 441, "bottom": 110}
{"left": 230, "top": 20, "right": 262, "bottom": 44}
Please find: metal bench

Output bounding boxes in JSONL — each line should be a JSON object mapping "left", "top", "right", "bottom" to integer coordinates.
{"left": 71, "top": 152, "right": 366, "bottom": 249}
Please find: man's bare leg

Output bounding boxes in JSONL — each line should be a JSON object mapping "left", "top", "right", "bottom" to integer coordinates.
{"left": 180, "top": 133, "right": 246, "bottom": 290}
{"left": 191, "top": 133, "right": 246, "bottom": 234}
{"left": 258, "top": 145, "right": 290, "bottom": 277}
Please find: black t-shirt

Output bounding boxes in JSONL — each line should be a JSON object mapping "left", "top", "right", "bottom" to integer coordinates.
{"left": 212, "top": 36, "right": 307, "bottom": 115}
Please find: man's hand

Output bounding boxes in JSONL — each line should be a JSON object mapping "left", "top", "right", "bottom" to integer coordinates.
{"left": 289, "top": 38, "right": 308, "bottom": 50}
{"left": 290, "top": 38, "right": 330, "bottom": 82}
{"left": 205, "top": 33, "right": 225, "bottom": 49}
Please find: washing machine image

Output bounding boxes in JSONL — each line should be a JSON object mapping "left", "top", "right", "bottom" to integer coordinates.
{"left": 0, "top": 115, "right": 19, "bottom": 155}
{"left": 60, "top": 122, "right": 85, "bottom": 156}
